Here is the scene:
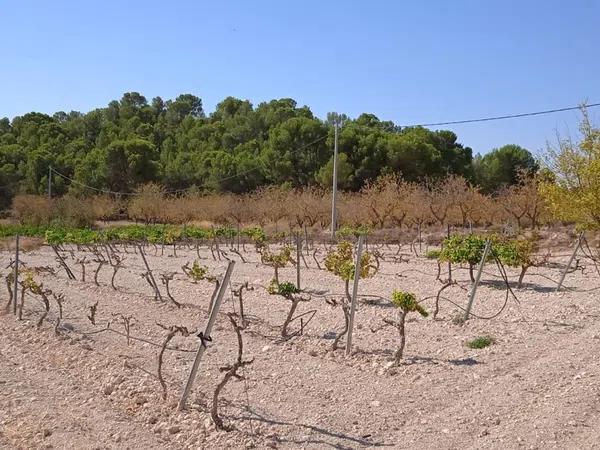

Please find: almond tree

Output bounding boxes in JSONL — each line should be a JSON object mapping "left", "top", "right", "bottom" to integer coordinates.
{"left": 425, "top": 177, "right": 455, "bottom": 227}
{"left": 360, "top": 174, "right": 400, "bottom": 228}
{"left": 497, "top": 186, "right": 523, "bottom": 228}
{"left": 540, "top": 109, "right": 600, "bottom": 230}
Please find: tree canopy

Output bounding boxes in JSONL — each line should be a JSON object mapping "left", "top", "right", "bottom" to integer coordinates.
{"left": 0, "top": 92, "right": 536, "bottom": 209}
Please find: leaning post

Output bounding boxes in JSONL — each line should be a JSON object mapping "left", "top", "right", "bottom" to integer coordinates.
{"left": 13, "top": 235, "right": 19, "bottom": 315}
{"left": 138, "top": 244, "right": 163, "bottom": 301}
{"left": 178, "top": 261, "right": 235, "bottom": 410}
{"left": 463, "top": 239, "right": 492, "bottom": 322}
{"left": 345, "top": 235, "right": 365, "bottom": 356}
{"left": 556, "top": 232, "right": 584, "bottom": 292}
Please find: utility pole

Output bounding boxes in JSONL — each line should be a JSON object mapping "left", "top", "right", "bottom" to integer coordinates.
{"left": 330, "top": 122, "right": 339, "bottom": 239}
{"left": 48, "top": 166, "right": 52, "bottom": 200}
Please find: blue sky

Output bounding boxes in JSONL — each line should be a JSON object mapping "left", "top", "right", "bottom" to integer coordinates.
{"left": 1, "top": 0, "right": 599, "bottom": 156}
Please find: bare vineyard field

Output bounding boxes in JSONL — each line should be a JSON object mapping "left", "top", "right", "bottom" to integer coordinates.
{"left": 1, "top": 240, "right": 600, "bottom": 449}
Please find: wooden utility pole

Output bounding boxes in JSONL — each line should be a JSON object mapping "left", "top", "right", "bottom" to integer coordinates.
{"left": 330, "top": 123, "right": 339, "bottom": 239}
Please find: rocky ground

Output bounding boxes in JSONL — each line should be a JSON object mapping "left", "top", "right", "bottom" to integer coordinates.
{"left": 1, "top": 240, "right": 599, "bottom": 449}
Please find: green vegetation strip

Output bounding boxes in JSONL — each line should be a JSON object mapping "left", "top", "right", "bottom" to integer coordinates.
{"left": 0, "top": 224, "right": 267, "bottom": 245}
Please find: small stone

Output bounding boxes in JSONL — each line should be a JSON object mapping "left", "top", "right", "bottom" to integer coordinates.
{"left": 479, "top": 428, "right": 489, "bottom": 437}
{"left": 308, "top": 350, "right": 318, "bottom": 357}
{"left": 442, "top": 428, "right": 449, "bottom": 434}
{"left": 147, "top": 416, "right": 158, "bottom": 425}
{"left": 134, "top": 395, "right": 148, "bottom": 405}
{"left": 103, "top": 384, "right": 114, "bottom": 395}
{"left": 370, "top": 400, "right": 381, "bottom": 407}
{"left": 262, "top": 345, "right": 271, "bottom": 352}
{"left": 168, "top": 425, "right": 181, "bottom": 434}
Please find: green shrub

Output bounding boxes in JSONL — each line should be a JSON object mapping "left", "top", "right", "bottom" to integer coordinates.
{"left": 267, "top": 279, "right": 299, "bottom": 297}
{"left": 439, "top": 235, "right": 489, "bottom": 266}
{"left": 335, "top": 224, "right": 371, "bottom": 239}
{"left": 466, "top": 335, "right": 495, "bottom": 349}
{"left": 324, "top": 241, "right": 376, "bottom": 281}
{"left": 425, "top": 249, "right": 441, "bottom": 260}
{"left": 391, "top": 290, "right": 428, "bottom": 317}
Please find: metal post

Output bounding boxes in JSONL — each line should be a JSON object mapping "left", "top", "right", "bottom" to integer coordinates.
{"left": 556, "top": 232, "right": 583, "bottom": 292}
{"left": 13, "top": 235, "right": 19, "bottom": 314}
{"left": 179, "top": 261, "right": 235, "bottom": 410}
{"left": 346, "top": 235, "right": 364, "bottom": 356}
{"left": 296, "top": 234, "right": 301, "bottom": 289}
{"left": 138, "top": 245, "right": 163, "bottom": 301}
{"left": 464, "top": 240, "right": 491, "bottom": 322}
{"left": 330, "top": 123, "right": 339, "bottom": 239}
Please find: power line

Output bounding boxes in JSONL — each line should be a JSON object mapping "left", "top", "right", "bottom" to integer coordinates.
{"left": 402, "top": 102, "right": 600, "bottom": 128}
{"left": 49, "top": 169, "right": 138, "bottom": 196}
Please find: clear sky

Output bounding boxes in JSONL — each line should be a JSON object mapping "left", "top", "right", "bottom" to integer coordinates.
{"left": 1, "top": 0, "right": 599, "bottom": 156}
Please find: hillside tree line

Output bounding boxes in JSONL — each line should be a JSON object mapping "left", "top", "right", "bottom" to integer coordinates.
{"left": 0, "top": 92, "right": 538, "bottom": 209}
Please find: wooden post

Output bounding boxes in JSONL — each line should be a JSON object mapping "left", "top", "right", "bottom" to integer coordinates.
{"left": 304, "top": 225, "right": 310, "bottom": 254}
{"left": 447, "top": 224, "right": 452, "bottom": 282}
{"left": 556, "top": 232, "right": 583, "bottom": 292}
{"left": 345, "top": 235, "right": 364, "bottom": 356}
{"left": 138, "top": 245, "right": 163, "bottom": 302}
{"left": 179, "top": 261, "right": 235, "bottom": 410}
{"left": 13, "top": 235, "right": 19, "bottom": 315}
{"left": 296, "top": 234, "right": 302, "bottom": 290}
{"left": 463, "top": 240, "right": 491, "bottom": 322}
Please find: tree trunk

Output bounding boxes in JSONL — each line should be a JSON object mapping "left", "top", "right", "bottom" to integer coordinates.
{"left": 394, "top": 310, "right": 407, "bottom": 364}
{"left": 282, "top": 298, "right": 301, "bottom": 337}
{"left": 332, "top": 303, "right": 350, "bottom": 351}
{"left": 518, "top": 265, "right": 528, "bottom": 288}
